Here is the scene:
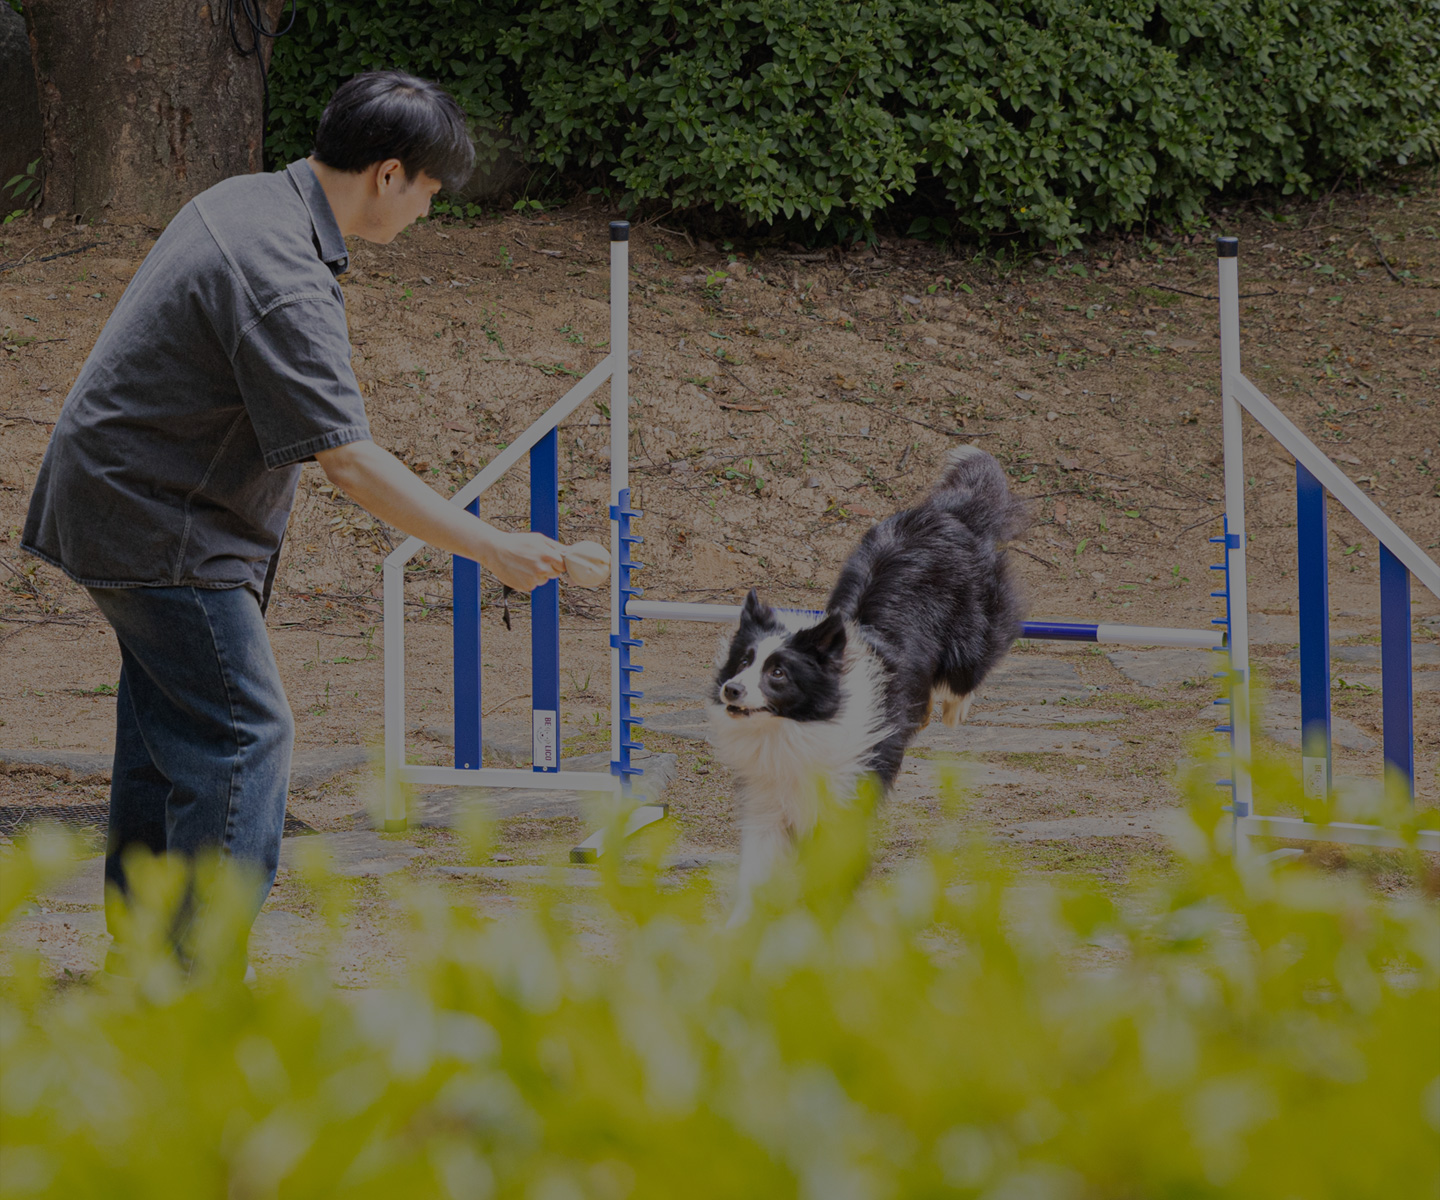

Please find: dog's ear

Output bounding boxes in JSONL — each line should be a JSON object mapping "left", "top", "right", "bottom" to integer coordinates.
{"left": 793, "top": 611, "right": 846, "bottom": 660}
{"left": 739, "top": 588, "right": 771, "bottom": 628}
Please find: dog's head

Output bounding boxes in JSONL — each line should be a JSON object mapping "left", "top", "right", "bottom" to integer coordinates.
{"left": 713, "top": 590, "right": 847, "bottom": 722}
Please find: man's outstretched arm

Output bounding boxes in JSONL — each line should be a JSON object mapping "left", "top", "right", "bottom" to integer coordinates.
{"left": 315, "top": 440, "right": 564, "bottom": 591}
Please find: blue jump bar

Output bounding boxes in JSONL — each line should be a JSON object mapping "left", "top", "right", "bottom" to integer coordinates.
{"left": 1023, "top": 621, "right": 1099, "bottom": 641}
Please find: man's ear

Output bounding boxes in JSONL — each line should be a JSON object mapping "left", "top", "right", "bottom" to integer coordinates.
{"left": 794, "top": 611, "right": 846, "bottom": 660}
{"left": 739, "top": 588, "right": 771, "bottom": 628}
{"left": 373, "top": 158, "right": 406, "bottom": 193}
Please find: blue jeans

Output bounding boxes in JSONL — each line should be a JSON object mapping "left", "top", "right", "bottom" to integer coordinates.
{"left": 87, "top": 585, "right": 293, "bottom": 937}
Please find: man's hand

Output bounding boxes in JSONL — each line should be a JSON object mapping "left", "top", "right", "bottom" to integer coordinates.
{"left": 314, "top": 440, "right": 565, "bottom": 591}
{"left": 486, "top": 530, "right": 566, "bottom": 592}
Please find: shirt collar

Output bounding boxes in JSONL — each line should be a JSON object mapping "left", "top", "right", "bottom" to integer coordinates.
{"left": 284, "top": 159, "right": 349, "bottom": 276}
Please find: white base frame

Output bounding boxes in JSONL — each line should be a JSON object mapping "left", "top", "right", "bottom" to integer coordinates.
{"left": 1238, "top": 815, "right": 1440, "bottom": 854}
{"left": 395, "top": 766, "right": 622, "bottom": 793}
{"left": 1217, "top": 240, "right": 1439, "bottom": 855}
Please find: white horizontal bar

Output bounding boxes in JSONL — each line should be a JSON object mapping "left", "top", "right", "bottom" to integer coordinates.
{"left": 1095, "top": 624, "right": 1224, "bottom": 648}
{"left": 1238, "top": 815, "right": 1440, "bottom": 852}
{"left": 630, "top": 600, "right": 742, "bottom": 622}
{"left": 398, "top": 765, "right": 621, "bottom": 793}
{"left": 386, "top": 355, "right": 616, "bottom": 568}
{"left": 1233, "top": 373, "right": 1440, "bottom": 599}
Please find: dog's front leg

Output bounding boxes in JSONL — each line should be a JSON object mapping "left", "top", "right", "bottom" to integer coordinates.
{"left": 729, "top": 817, "right": 791, "bottom": 927}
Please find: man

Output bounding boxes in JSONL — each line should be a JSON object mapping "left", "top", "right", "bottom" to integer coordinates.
{"left": 22, "top": 71, "right": 564, "bottom": 960}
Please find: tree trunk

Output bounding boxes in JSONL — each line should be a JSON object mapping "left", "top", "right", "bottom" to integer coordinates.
{"left": 23, "top": 0, "right": 287, "bottom": 226}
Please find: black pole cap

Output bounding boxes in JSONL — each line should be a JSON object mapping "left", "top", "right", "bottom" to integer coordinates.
{"left": 609, "top": 221, "right": 630, "bottom": 242}
{"left": 1216, "top": 236, "right": 1239, "bottom": 258}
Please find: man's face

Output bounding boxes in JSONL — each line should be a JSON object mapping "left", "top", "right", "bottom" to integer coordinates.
{"left": 366, "top": 160, "right": 443, "bottom": 243}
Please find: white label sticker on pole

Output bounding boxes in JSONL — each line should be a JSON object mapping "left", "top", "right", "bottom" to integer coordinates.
{"left": 533, "top": 710, "right": 559, "bottom": 771}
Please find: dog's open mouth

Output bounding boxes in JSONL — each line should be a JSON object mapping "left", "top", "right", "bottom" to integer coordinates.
{"left": 725, "top": 704, "right": 771, "bottom": 718}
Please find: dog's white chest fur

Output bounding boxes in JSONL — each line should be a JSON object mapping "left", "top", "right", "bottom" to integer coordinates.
{"left": 710, "top": 635, "right": 889, "bottom": 923}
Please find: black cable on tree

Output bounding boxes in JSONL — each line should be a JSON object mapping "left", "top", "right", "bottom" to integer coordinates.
{"left": 226, "top": 0, "right": 297, "bottom": 171}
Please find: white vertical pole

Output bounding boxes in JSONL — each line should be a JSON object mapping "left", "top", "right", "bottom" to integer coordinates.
{"left": 609, "top": 223, "right": 630, "bottom": 771}
{"left": 382, "top": 560, "right": 407, "bottom": 830}
{"left": 1217, "top": 238, "right": 1254, "bottom": 853}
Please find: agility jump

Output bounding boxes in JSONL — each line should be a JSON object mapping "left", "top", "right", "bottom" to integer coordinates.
{"left": 382, "top": 227, "right": 1440, "bottom": 857}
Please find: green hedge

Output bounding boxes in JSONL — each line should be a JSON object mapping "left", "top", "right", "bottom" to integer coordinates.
{"left": 267, "top": 0, "right": 1440, "bottom": 245}
{"left": 3, "top": 768, "right": 1438, "bottom": 1196}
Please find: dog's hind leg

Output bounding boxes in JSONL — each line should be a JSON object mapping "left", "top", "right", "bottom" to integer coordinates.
{"left": 935, "top": 684, "right": 973, "bottom": 727}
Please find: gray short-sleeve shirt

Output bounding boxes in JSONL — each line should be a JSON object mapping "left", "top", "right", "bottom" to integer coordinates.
{"left": 22, "top": 160, "right": 371, "bottom": 606}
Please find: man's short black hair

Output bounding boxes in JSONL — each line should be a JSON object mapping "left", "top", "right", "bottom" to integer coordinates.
{"left": 313, "top": 71, "right": 475, "bottom": 193}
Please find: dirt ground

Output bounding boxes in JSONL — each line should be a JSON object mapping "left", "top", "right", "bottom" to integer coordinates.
{"left": 2, "top": 179, "right": 1438, "bottom": 978}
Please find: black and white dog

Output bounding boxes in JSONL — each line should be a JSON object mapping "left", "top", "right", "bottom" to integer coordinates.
{"left": 710, "top": 446, "right": 1027, "bottom": 921}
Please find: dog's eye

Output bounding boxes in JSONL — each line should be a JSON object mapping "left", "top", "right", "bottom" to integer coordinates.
{"left": 741, "top": 650, "right": 754, "bottom": 668}
{"left": 768, "top": 664, "right": 785, "bottom": 680}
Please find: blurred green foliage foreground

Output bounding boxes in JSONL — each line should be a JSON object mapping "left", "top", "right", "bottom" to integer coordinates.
{"left": 2, "top": 770, "right": 1437, "bottom": 1198}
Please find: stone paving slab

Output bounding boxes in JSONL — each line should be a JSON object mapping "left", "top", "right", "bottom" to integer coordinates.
{"left": 979, "top": 658, "right": 1093, "bottom": 702}
{"left": 641, "top": 683, "right": 712, "bottom": 705}
{"left": 0, "top": 744, "right": 372, "bottom": 792}
{"left": 973, "top": 706, "right": 1123, "bottom": 726}
{"left": 1256, "top": 694, "right": 1376, "bottom": 752}
{"left": 1107, "top": 648, "right": 1220, "bottom": 688}
{"left": 279, "top": 830, "right": 424, "bottom": 878}
{"left": 641, "top": 708, "right": 713, "bottom": 741}
{"left": 1284, "top": 643, "right": 1440, "bottom": 665}
{"left": 995, "top": 811, "right": 1183, "bottom": 841}
{"left": 0, "top": 749, "right": 112, "bottom": 778}
{"left": 914, "top": 725, "right": 1120, "bottom": 757}
{"left": 665, "top": 851, "right": 739, "bottom": 870}
{"left": 31, "top": 855, "right": 104, "bottom": 906}
{"left": 1319, "top": 671, "right": 1440, "bottom": 693}
{"left": 3, "top": 910, "right": 107, "bottom": 974}
{"left": 1247, "top": 614, "right": 1362, "bottom": 645}
{"left": 438, "top": 864, "right": 602, "bottom": 886}
{"left": 290, "top": 747, "right": 374, "bottom": 791}
{"left": 893, "top": 763, "right": 1057, "bottom": 796}
{"left": 249, "top": 910, "right": 323, "bottom": 966}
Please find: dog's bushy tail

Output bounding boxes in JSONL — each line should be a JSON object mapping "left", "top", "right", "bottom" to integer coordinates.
{"left": 929, "top": 445, "right": 1029, "bottom": 542}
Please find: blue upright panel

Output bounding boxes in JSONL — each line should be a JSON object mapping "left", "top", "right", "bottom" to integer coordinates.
{"left": 530, "top": 428, "right": 561, "bottom": 773}
{"left": 453, "top": 498, "right": 483, "bottom": 770}
{"left": 1379, "top": 544, "right": 1414, "bottom": 797}
{"left": 1295, "top": 462, "right": 1332, "bottom": 805}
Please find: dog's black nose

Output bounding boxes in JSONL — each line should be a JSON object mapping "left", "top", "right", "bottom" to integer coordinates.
{"left": 722, "top": 680, "right": 744, "bottom": 703}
